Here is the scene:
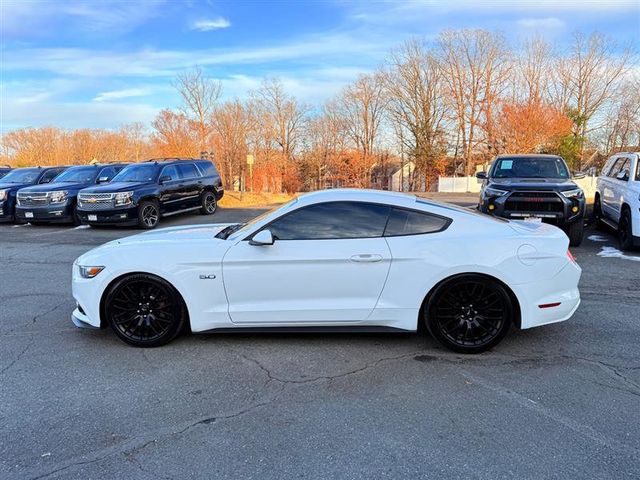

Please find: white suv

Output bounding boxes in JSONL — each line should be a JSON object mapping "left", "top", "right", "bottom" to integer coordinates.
{"left": 594, "top": 152, "right": 640, "bottom": 250}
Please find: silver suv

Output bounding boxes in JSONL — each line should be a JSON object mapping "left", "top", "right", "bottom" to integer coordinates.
{"left": 594, "top": 152, "right": 640, "bottom": 250}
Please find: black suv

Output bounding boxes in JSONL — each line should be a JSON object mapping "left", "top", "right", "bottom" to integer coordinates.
{"left": 477, "top": 154, "right": 586, "bottom": 246}
{"left": 0, "top": 166, "right": 68, "bottom": 223}
{"left": 77, "top": 159, "right": 224, "bottom": 229}
{"left": 15, "top": 164, "right": 126, "bottom": 225}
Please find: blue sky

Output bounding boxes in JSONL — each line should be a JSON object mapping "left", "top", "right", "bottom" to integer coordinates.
{"left": 1, "top": 0, "right": 639, "bottom": 132}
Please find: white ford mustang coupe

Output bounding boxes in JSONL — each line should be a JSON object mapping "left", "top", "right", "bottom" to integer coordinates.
{"left": 72, "top": 189, "right": 581, "bottom": 353}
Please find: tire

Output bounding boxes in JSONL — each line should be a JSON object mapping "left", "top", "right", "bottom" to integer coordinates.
{"left": 425, "top": 274, "right": 513, "bottom": 354}
{"left": 565, "top": 220, "right": 584, "bottom": 247}
{"left": 200, "top": 191, "right": 217, "bottom": 215}
{"left": 137, "top": 199, "right": 160, "bottom": 229}
{"left": 619, "top": 208, "right": 634, "bottom": 251}
{"left": 105, "top": 273, "right": 186, "bottom": 347}
{"left": 593, "top": 195, "right": 605, "bottom": 231}
{"left": 72, "top": 205, "right": 81, "bottom": 226}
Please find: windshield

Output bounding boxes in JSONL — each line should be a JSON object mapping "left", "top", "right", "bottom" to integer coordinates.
{"left": 113, "top": 164, "right": 159, "bottom": 182}
{"left": 491, "top": 157, "right": 570, "bottom": 179}
{"left": 0, "top": 168, "right": 41, "bottom": 184}
{"left": 224, "top": 199, "right": 298, "bottom": 240}
{"left": 53, "top": 166, "right": 98, "bottom": 183}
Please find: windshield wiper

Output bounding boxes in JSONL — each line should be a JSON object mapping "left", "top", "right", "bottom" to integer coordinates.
{"left": 215, "top": 223, "right": 244, "bottom": 240}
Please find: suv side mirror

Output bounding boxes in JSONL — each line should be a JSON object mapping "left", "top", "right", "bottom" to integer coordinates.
{"left": 572, "top": 171, "right": 586, "bottom": 179}
{"left": 159, "top": 175, "right": 171, "bottom": 184}
{"left": 97, "top": 176, "right": 110, "bottom": 184}
{"left": 249, "top": 229, "right": 274, "bottom": 246}
{"left": 616, "top": 170, "right": 629, "bottom": 181}
{"left": 476, "top": 171, "right": 487, "bottom": 180}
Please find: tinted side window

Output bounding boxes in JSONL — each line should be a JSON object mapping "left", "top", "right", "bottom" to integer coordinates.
{"left": 608, "top": 158, "right": 624, "bottom": 178}
{"left": 266, "top": 202, "right": 390, "bottom": 240}
{"left": 177, "top": 163, "right": 200, "bottom": 179}
{"left": 161, "top": 165, "right": 181, "bottom": 181}
{"left": 616, "top": 159, "right": 631, "bottom": 181}
{"left": 196, "top": 161, "right": 217, "bottom": 177}
{"left": 384, "top": 208, "right": 450, "bottom": 236}
{"left": 39, "top": 169, "right": 60, "bottom": 183}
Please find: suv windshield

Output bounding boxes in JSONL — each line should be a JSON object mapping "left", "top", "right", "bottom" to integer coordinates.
{"left": 491, "top": 157, "right": 570, "bottom": 179}
{"left": 112, "top": 164, "right": 159, "bottom": 182}
{"left": 53, "top": 166, "right": 97, "bottom": 183}
{"left": 0, "top": 168, "right": 41, "bottom": 184}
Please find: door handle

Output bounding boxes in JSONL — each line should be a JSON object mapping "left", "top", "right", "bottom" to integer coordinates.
{"left": 350, "top": 254, "right": 383, "bottom": 263}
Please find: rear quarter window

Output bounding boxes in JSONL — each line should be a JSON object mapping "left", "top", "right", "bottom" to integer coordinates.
{"left": 196, "top": 161, "right": 218, "bottom": 177}
{"left": 384, "top": 208, "right": 450, "bottom": 237}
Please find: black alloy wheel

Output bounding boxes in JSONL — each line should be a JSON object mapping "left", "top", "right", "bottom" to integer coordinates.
{"left": 138, "top": 200, "right": 159, "bottom": 229}
{"left": 425, "top": 274, "right": 513, "bottom": 354}
{"left": 619, "top": 208, "right": 633, "bottom": 251}
{"left": 105, "top": 273, "right": 185, "bottom": 347}
{"left": 200, "top": 191, "right": 217, "bottom": 215}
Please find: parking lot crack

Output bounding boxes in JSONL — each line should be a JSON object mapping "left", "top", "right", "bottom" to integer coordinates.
{"left": 0, "top": 335, "right": 35, "bottom": 376}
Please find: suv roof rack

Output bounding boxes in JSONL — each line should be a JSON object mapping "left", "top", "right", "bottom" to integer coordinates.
{"left": 144, "top": 157, "right": 200, "bottom": 162}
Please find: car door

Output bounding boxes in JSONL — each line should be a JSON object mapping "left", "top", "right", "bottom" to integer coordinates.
{"left": 222, "top": 201, "right": 392, "bottom": 324}
{"left": 601, "top": 158, "right": 623, "bottom": 218}
{"left": 176, "top": 162, "right": 203, "bottom": 208}
{"left": 158, "top": 165, "right": 184, "bottom": 213}
{"left": 610, "top": 157, "right": 630, "bottom": 222}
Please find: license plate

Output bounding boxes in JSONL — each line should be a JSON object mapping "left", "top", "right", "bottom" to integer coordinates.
{"left": 25, "top": 212, "right": 34, "bottom": 218}
{"left": 88, "top": 214, "right": 97, "bottom": 221}
{"left": 524, "top": 216, "right": 542, "bottom": 223}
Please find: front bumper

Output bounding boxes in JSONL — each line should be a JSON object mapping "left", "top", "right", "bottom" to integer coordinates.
{"left": 77, "top": 206, "right": 139, "bottom": 225}
{"left": 0, "top": 201, "right": 14, "bottom": 222}
{"left": 15, "top": 202, "right": 75, "bottom": 223}
{"left": 72, "top": 307, "right": 100, "bottom": 329}
{"left": 480, "top": 192, "right": 585, "bottom": 226}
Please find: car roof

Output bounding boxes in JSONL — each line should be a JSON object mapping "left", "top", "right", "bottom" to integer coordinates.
{"left": 296, "top": 188, "right": 417, "bottom": 207}
{"left": 143, "top": 158, "right": 206, "bottom": 165}
{"left": 495, "top": 154, "right": 562, "bottom": 159}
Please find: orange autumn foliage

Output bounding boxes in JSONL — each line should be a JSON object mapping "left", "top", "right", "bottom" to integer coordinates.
{"left": 497, "top": 101, "right": 573, "bottom": 154}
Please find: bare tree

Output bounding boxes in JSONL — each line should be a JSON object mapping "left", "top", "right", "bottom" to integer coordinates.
{"left": 384, "top": 39, "right": 449, "bottom": 189}
{"left": 173, "top": 66, "right": 222, "bottom": 152}
{"left": 601, "top": 78, "right": 640, "bottom": 154}
{"left": 517, "top": 35, "right": 553, "bottom": 104}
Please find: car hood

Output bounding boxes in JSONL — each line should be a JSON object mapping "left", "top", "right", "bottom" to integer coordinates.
{"left": 0, "top": 182, "right": 34, "bottom": 191}
{"left": 19, "top": 182, "right": 91, "bottom": 193}
{"left": 489, "top": 178, "right": 578, "bottom": 191}
{"left": 81, "top": 181, "right": 152, "bottom": 193}
{"left": 113, "top": 224, "right": 237, "bottom": 246}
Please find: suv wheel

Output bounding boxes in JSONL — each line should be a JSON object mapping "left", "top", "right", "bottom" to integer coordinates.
{"left": 619, "top": 208, "right": 633, "bottom": 251}
{"left": 138, "top": 200, "right": 160, "bottom": 229}
{"left": 565, "top": 221, "right": 584, "bottom": 247}
{"left": 593, "top": 195, "right": 605, "bottom": 231}
{"left": 200, "top": 191, "right": 217, "bottom": 215}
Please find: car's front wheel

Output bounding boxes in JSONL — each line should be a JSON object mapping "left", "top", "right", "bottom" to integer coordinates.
{"left": 425, "top": 274, "right": 513, "bottom": 354}
{"left": 565, "top": 220, "right": 584, "bottom": 247}
{"left": 105, "top": 273, "right": 186, "bottom": 347}
{"left": 137, "top": 200, "right": 160, "bottom": 229}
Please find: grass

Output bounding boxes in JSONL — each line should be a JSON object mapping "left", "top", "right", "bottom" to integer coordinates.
{"left": 219, "top": 191, "right": 296, "bottom": 208}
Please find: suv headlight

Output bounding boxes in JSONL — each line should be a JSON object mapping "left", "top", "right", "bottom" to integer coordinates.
{"left": 0, "top": 189, "right": 7, "bottom": 201}
{"left": 484, "top": 186, "right": 508, "bottom": 197}
{"left": 78, "top": 265, "right": 104, "bottom": 278}
{"left": 49, "top": 191, "right": 68, "bottom": 203}
{"left": 114, "top": 191, "right": 134, "bottom": 206}
{"left": 561, "top": 188, "right": 584, "bottom": 200}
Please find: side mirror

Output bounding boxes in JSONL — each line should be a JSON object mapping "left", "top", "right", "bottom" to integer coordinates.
{"left": 616, "top": 170, "right": 629, "bottom": 181}
{"left": 249, "top": 229, "right": 274, "bottom": 246}
{"left": 159, "top": 175, "right": 171, "bottom": 184}
{"left": 476, "top": 171, "right": 487, "bottom": 180}
{"left": 572, "top": 171, "right": 586, "bottom": 179}
{"left": 97, "top": 176, "right": 110, "bottom": 184}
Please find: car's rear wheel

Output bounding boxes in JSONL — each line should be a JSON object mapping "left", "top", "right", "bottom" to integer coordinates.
{"left": 565, "top": 220, "right": 584, "bottom": 247}
{"left": 137, "top": 200, "right": 159, "bottom": 229}
{"left": 425, "top": 274, "right": 513, "bottom": 354}
{"left": 619, "top": 208, "right": 633, "bottom": 251}
{"left": 105, "top": 273, "right": 186, "bottom": 347}
{"left": 200, "top": 191, "right": 217, "bottom": 215}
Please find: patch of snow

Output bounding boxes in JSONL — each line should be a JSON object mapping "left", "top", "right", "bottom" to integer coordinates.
{"left": 12, "top": 223, "right": 30, "bottom": 228}
{"left": 73, "top": 225, "right": 90, "bottom": 230}
{"left": 587, "top": 234, "right": 608, "bottom": 242}
{"left": 597, "top": 246, "right": 640, "bottom": 262}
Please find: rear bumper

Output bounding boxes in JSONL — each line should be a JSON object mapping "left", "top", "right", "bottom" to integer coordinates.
{"left": 513, "top": 261, "right": 582, "bottom": 329}
{"left": 15, "top": 203, "right": 75, "bottom": 223}
{"left": 77, "top": 206, "right": 139, "bottom": 225}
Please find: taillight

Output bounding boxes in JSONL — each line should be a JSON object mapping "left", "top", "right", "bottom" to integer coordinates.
{"left": 567, "top": 249, "right": 577, "bottom": 263}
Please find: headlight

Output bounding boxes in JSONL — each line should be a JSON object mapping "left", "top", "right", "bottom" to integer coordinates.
{"left": 114, "top": 191, "right": 134, "bottom": 206}
{"left": 78, "top": 265, "right": 104, "bottom": 278}
{"left": 560, "top": 188, "right": 584, "bottom": 199}
{"left": 49, "top": 191, "right": 68, "bottom": 203}
{"left": 0, "top": 189, "right": 6, "bottom": 201}
{"left": 484, "top": 186, "right": 508, "bottom": 197}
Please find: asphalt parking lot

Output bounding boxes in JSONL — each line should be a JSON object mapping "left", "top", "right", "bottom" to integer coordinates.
{"left": 1, "top": 200, "right": 639, "bottom": 479}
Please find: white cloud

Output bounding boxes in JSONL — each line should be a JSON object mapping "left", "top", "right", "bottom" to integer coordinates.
{"left": 93, "top": 88, "right": 154, "bottom": 102}
{"left": 191, "top": 17, "right": 231, "bottom": 31}
{"left": 517, "top": 17, "right": 565, "bottom": 29}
